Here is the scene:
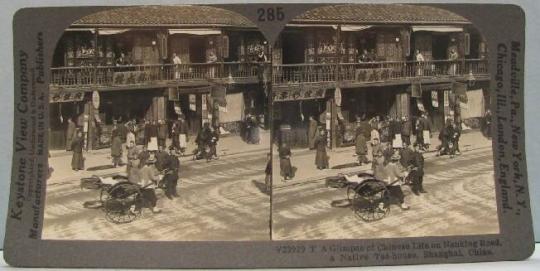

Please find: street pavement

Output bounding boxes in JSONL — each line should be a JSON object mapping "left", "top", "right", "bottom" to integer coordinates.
{"left": 272, "top": 130, "right": 499, "bottom": 240}
{"left": 42, "top": 132, "right": 271, "bottom": 241}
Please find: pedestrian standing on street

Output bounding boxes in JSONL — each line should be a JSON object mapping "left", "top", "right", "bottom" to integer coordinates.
{"left": 314, "top": 129, "right": 329, "bottom": 170}
{"left": 177, "top": 115, "right": 189, "bottom": 154}
{"left": 171, "top": 121, "right": 181, "bottom": 154}
{"left": 111, "top": 131, "right": 123, "bottom": 167}
{"left": 126, "top": 126, "right": 136, "bottom": 150}
{"left": 416, "top": 113, "right": 432, "bottom": 151}
{"left": 155, "top": 145, "right": 168, "bottom": 171}
{"left": 265, "top": 152, "right": 272, "bottom": 193}
{"left": 208, "top": 125, "right": 220, "bottom": 160}
{"left": 438, "top": 118, "right": 455, "bottom": 157}
{"left": 195, "top": 123, "right": 211, "bottom": 159}
{"left": 157, "top": 119, "right": 168, "bottom": 149}
{"left": 307, "top": 116, "right": 318, "bottom": 150}
{"left": 355, "top": 130, "right": 369, "bottom": 165}
{"left": 399, "top": 141, "right": 413, "bottom": 167}
{"left": 279, "top": 143, "right": 293, "bottom": 181}
{"left": 370, "top": 126, "right": 380, "bottom": 145}
{"left": 148, "top": 120, "right": 159, "bottom": 150}
{"left": 401, "top": 116, "right": 412, "bottom": 146}
{"left": 66, "top": 117, "right": 76, "bottom": 151}
{"left": 482, "top": 109, "right": 492, "bottom": 138}
{"left": 143, "top": 119, "right": 151, "bottom": 146}
{"left": 453, "top": 119, "right": 462, "bottom": 155}
{"left": 162, "top": 147, "right": 180, "bottom": 199}
{"left": 126, "top": 140, "right": 139, "bottom": 177}
{"left": 409, "top": 144, "right": 426, "bottom": 195}
{"left": 71, "top": 130, "right": 84, "bottom": 171}
{"left": 371, "top": 138, "right": 385, "bottom": 177}
{"left": 138, "top": 145, "right": 150, "bottom": 168}
{"left": 248, "top": 114, "right": 260, "bottom": 144}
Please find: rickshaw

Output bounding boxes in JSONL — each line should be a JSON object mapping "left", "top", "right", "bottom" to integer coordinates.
{"left": 81, "top": 174, "right": 164, "bottom": 224}
{"left": 326, "top": 172, "right": 412, "bottom": 222}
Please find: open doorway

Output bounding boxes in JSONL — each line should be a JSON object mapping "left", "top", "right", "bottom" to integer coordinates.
{"left": 432, "top": 34, "right": 450, "bottom": 60}
{"left": 282, "top": 31, "right": 306, "bottom": 64}
{"left": 189, "top": 37, "right": 207, "bottom": 63}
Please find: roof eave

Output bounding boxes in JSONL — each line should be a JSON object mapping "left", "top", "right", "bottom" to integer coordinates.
{"left": 70, "top": 23, "right": 258, "bottom": 29}
{"left": 289, "top": 19, "right": 472, "bottom": 26}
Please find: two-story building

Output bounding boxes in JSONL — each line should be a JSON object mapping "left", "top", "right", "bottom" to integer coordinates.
{"left": 272, "top": 4, "right": 489, "bottom": 148}
{"left": 49, "top": 5, "right": 270, "bottom": 150}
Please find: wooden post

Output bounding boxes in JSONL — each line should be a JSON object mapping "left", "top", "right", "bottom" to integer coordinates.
{"left": 335, "top": 24, "right": 342, "bottom": 81}
{"left": 93, "top": 28, "right": 98, "bottom": 84}
{"left": 326, "top": 97, "right": 338, "bottom": 149}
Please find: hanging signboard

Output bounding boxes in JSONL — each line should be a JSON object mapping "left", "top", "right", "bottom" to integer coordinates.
{"left": 189, "top": 94, "right": 197, "bottom": 111}
{"left": 334, "top": 87, "right": 342, "bottom": 107}
{"left": 49, "top": 91, "right": 85, "bottom": 103}
{"left": 92, "top": 91, "right": 100, "bottom": 109}
{"left": 273, "top": 84, "right": 328, "bottom": 102}
{"left": 431, "top": 91, "right": 439, "bottom": 108}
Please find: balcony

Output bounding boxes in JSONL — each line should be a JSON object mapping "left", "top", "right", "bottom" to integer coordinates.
{"left": 272, "top": 59, "right": 489, "bottom": 87}
{"left": 50, "top": 62, "right": 270, "bottom": 91}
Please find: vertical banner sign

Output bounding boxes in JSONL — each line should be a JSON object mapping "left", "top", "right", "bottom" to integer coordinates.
{"left": 431, "top": 91, "right": 439, "bottom": 108}
{"left": 189, "top": 94, "right": 196, "bottom": 111}
{"left": 92, "top": 91, "right": 100, "bottom": 110}
{"left": 334, "top": 87, "right": 342, "bottom": 107}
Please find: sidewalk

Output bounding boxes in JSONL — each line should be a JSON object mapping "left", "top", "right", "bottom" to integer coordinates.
{"left": 48, "top": 130, "right": 270, "bottom": 185}
{"left": 273, "top": 130, "right": 493, "bottom": 189}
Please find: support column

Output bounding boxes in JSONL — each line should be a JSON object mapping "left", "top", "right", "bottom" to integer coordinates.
{"left": 327, "top": 97, "right": 338, "bottom": 149}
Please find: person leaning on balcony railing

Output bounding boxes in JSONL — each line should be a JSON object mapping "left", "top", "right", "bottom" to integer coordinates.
{"left": 207, "top": 51, "right": 218, "bottom": 78}
{"left": 448, "top": 49, "right": 459, "bottom": 75}
{"left": 359, "top": 49, "right": 370, "bottom": 63}
{"left": 172, "top": 53, "right": 182, "bottom": 79}
{"left": 256, "top": 49, "right": 268, "bottom": 83}
{"left": 415, "top": 50, "right": 425, "bottom": 76}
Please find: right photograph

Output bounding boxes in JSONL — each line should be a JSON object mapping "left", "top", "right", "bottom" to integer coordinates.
{"left": 271, "top": 4, "right": 497, "bottom": 240}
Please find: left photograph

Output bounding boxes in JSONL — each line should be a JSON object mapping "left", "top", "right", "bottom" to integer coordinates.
{"left": 44, "top": 5, "right": 271, "bottom": 241}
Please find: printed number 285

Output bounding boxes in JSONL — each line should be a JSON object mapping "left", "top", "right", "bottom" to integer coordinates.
{"left": 257, "top": 7, "right": 285, "bottom": 22}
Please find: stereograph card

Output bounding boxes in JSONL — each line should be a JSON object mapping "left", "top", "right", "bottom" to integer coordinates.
{"left": 3, "top": 1, "right": 535, "bottom": 268}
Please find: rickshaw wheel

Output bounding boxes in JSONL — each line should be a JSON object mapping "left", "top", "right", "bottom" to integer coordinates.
{"left": 103, "top": 197, "right": 141, "bottom": 224}
{"left": 352, "top": 183, "right": 389, "bottom": 222}
{"left": 102, "top": 182, "right": 142, "bottom": 223}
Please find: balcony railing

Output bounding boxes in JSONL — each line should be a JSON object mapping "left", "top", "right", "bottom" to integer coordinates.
{"left": 272, "top": 59, "right": 488, "bottom": 85}
{"left": 50, "top": 62, "right": 270, "bottom": 88}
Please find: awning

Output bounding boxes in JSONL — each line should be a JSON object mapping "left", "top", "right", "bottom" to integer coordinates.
{"left": 168, "top": 29, "right": 221, "bottom": 35}
{"left": 98, "top": 29, "right": 131, "bottom": 35}
{"left": 412, "top": 26, "right": 463, "bottom": 32}
{"left": 333, "top": 25, "right": 372, "bottom": 32}
{"left": 286, "top": 24, "right": 336, "bottom": 28}
{"left": 65, "top": 28, "right": 95, "bottom": 33}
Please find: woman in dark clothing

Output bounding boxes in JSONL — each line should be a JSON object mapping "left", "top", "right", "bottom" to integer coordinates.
{"left": 314, "top": 129, "right": 329, "bottom": 170}
{"left": 71, "top": 130, "right": 84, "bottom": 171}
{"left": 111, "top": 132, "right": 123, "bottom": 167}
{"left": 279, "top": 143, "right": 293, "bottom": 181}
{"left": 264, "top": 152, "right": 272, "bottom": 193}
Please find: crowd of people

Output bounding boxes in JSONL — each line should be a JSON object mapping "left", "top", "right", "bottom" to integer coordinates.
{"left": 277, "top": 112, "right": 473, "bottom": 210}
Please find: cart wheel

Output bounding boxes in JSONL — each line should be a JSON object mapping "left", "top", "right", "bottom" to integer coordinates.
{"left": 104, "top": 198, "right": 141, "bottom": 224}
{"left": 352, "top": 187, "right": 389, "bottom": 222}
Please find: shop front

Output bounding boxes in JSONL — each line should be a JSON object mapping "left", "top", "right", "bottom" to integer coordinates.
{"left": 48, "top": 90, "right": 86, "bottom": 150}
{"left": 337, "top": 85, "right": 410, "bottom": 146}
{"left": 273, "top": 84, "right": 332, "bottom": 148}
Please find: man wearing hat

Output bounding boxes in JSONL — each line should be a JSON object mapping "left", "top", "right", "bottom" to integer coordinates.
{"left": 375, "top": 149, "right": 410, "bottom": 210}
{"left": 409, "top": 144, "right": 426, "bottom": 195}
{"left": 137, "top": 158, "right": 162, "bottom": 214}
{"left": 162, "top": 146, "right": 180, "bottom": 199}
